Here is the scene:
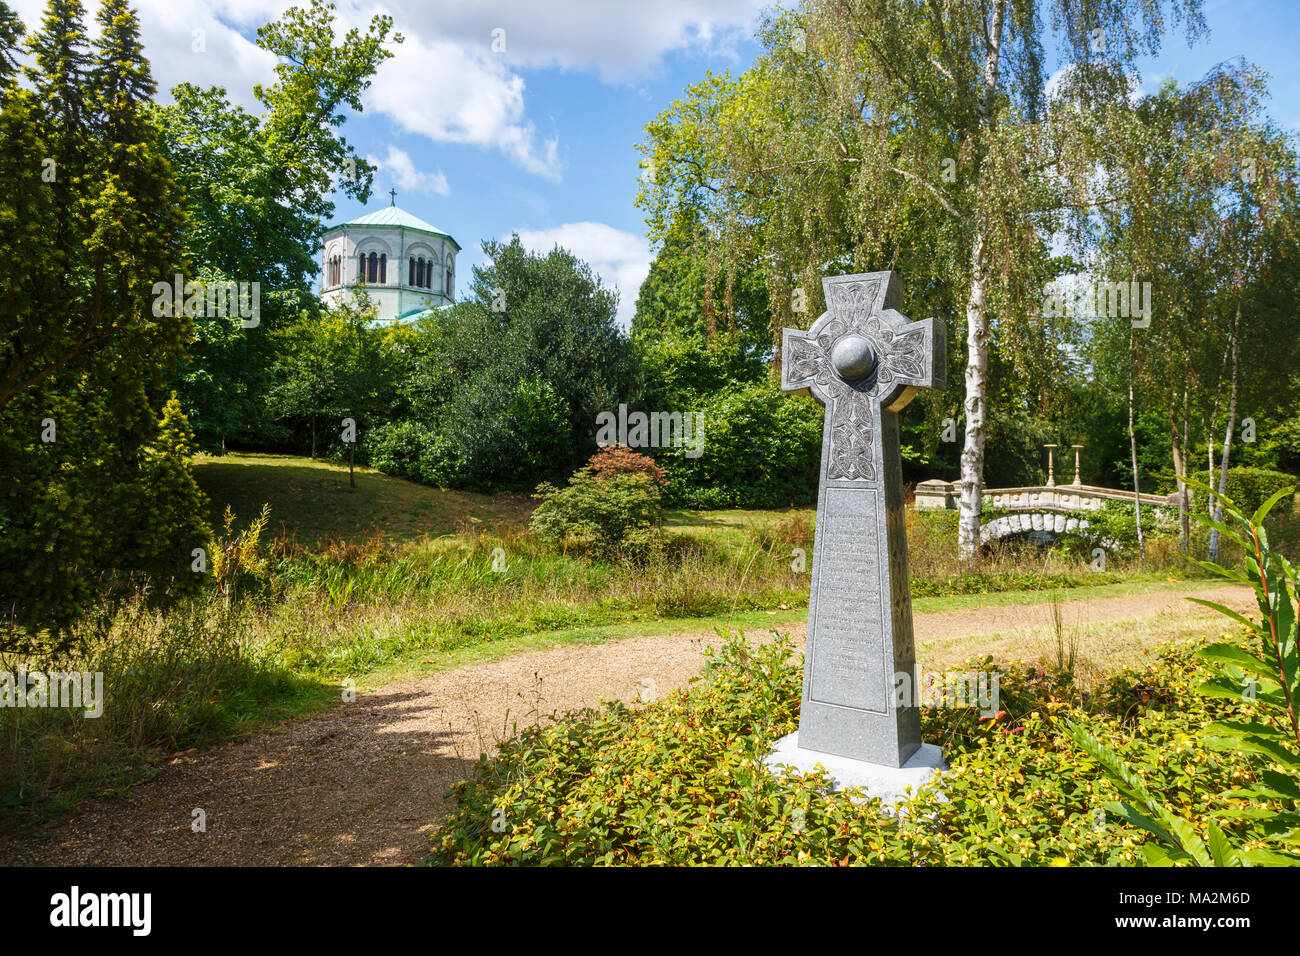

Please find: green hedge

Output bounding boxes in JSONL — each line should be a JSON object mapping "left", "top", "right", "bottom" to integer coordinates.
{"left": 1199, "top": 467, "right": 1297, "bottom": 518}
{"left": 652, "top": 381, "right": 824, "bottom": 509}
{"left": 364, "top": 419, "right": 466, "bottom": 488}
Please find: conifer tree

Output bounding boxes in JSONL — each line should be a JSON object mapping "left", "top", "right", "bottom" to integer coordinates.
{"left": 0, "top": 1, "right": 23, "bottom": 90}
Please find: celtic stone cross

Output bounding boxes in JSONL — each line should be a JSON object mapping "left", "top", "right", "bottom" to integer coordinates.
{"left": 781, "top": 271, "right": 945, "bottom": 767}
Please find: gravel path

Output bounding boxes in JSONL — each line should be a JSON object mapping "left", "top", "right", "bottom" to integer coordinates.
{"left": 0, "top": 584, "right": 1252, "bottom": 867}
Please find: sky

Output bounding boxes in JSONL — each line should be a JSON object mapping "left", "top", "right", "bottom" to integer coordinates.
{"left": 9, "top": 0, "right": 1299, "bottom": 326}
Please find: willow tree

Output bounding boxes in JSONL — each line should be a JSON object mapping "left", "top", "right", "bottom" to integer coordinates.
{"left": 1204, "top": 128, "right": 1299, "bottom": 560}
{"left": 639, "top": 0, "right": 1206, "bottom": 560}
{"left": 1087, "top": 66, "right": 1298, "bottom": 556}
{"left": 1089, "top": 69, "right": 1256, "bottom": 555}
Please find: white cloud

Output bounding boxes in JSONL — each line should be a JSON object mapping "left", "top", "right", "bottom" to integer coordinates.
{"left": 361, "top": 29, "right": 562, "bottom": 180}
{"left": 130, "top": 0, "right": 282, "bottom": 110}
{"left": 367, "top": 145, "right": 450, "bottom": 196}
{"left": 515, "top": 222, "right": 651, "bottom": 328}
{"left": 10, "top": 0, "right": 282, "bottom": 109}
{"left": 11, "top": 0, "right": 765, "bottom": 177}
{"left": 376, "top": 0, "right": 767, "bottom": 82}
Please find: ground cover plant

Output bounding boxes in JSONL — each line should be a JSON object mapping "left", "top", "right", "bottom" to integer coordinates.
{"left": 425, "top": 627, "right": 1287, "bottom": 866}
{"left": 1068, "top": 481, "right": 1300, "bottom": 865}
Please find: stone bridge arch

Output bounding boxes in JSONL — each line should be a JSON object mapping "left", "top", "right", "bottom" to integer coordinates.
{"left": 978, "top": 511, "right": 1118, "bottom": 550}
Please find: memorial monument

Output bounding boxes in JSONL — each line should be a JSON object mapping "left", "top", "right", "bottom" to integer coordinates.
{"left": 765, "top": 271, "right": 947, "bottom": 803}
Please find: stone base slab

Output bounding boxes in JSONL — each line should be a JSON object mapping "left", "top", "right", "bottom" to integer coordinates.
{"left": 764, "top": 732, "right": 946, "bottom": 811}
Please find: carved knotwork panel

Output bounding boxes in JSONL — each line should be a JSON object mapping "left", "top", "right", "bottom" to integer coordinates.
{"left": 788, "top": 277, "right": 928, "bottom": 482}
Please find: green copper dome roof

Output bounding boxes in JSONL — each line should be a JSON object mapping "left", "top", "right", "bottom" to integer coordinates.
{"left": 327, "top": 204, "right": 460, "bottom": 250}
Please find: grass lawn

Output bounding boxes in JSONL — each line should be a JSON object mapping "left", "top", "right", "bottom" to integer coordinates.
{"left": 664, "top": 506, "right": 814, "bottom": 547}
{"left": 194, "top": 451, "right": 533, "bottom": 545}
{"left": 196, "top": 453, "right": 817, "bottom": 548}
{"left": 363, "top": 576, "right": 1238, "bottom": 689}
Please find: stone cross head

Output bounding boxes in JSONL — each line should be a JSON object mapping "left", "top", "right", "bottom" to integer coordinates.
{"left": 782, "top": 272, "right": 945, "bottom": 481}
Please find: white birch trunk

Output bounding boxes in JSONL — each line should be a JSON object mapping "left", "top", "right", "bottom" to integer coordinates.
{"left": 1128, "top": 330, "right": 1145, "bottom": 560}
{"left": 1209, "top": 303, "right": 1242, "bottom": 562}
{"left": 956, "top": 2, "right": 1004, "bottom": 563}
{"left": 957, "top": 231, "right": 990, "bottom": 561}
{"left": 1170, "top": 404, "right": 1189, "bottom": 554}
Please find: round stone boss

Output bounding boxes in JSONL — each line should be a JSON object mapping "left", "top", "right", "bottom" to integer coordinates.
{"left": 829, "top": 334, "right": 877, "bottom": 383}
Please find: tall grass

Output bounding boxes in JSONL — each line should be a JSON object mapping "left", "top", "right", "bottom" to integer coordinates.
{"left": 0, "top": 504, "right": 1213, "bottom": 825}
{"left": 0, "top": 596, "right": 324, "bottom": 827}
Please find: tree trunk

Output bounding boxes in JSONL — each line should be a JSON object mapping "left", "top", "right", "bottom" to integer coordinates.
{"left": 957, "top": 230, "right": 990, "bottom": 562}
{"left": 1206, "top": 431, "right": 1215, "bottom": 515}
{"left": 1206, "top": 338, "right": 1230, "bottom": 515}
{"left": 956, "top": 2, "right": 1004, "bottom": 564}
{"left": 311, "top": 415, "right": 317, "bottom": 459}
{"left": 1182, "top": 399, "right": 1192, "bottom": 545}
{"left": 1170, "top": 404, "right": 1189, "bottom": 554}
{"left": 1128, "top": 330, "right": 1145, "bottom": 561}
{"left": 1209, "top": 303, "right": 1242, "bottom": 562}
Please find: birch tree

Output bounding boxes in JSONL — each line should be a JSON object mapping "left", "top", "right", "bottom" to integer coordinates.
{"left": 639, "top": 0, "right": 1207, "bottom": 561}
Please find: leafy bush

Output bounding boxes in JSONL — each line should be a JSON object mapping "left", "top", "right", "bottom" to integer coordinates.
{"left": 122, "top": 395, "right": 212, "bottom": 597}
{"left": 653, "top": 381, "right": 824, "bottom": 509}
{"left": 589, "top": 444, "right": 667, "bottom": 485}
{"left": 427, "top": 628, "right": 1287, "bottom": 866}
{"left": 502, "top": 377, "right": 572, "bottom": 485}
{"left": 1, "top": 390, "right": 211, "bottom": 645}
{"left": 908, "top": 506, "right": 959, "bottom": 542}
{"left": 364, "top": 419, "right": 432, "bottom": 482}
{"left": 1059, "top": 502, "right": 1178, "bottom": 555}
{"left": 365, "top": 419, "right": 467, "bottom": 488}
{"left": 531, "top": 449, "right": 666, "bottom": 561}
{"left": 210, "top": 504, "right": 272, "bottom": 604}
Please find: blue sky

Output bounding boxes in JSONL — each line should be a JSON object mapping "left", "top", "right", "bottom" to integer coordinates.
{"left": 11, "top": 0, "right": 1297, "bottom": 325}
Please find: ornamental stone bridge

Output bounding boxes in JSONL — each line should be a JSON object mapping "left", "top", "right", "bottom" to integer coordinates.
{"left": 913, "top": 479, "right": 1178, "bottom": 547}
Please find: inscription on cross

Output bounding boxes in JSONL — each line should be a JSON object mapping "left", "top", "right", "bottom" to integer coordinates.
{"left": 781, "top": 271, "right": 945, "bottom": 767}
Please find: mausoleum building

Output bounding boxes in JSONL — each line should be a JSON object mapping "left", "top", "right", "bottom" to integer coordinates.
{"left": 320, "top": 196, "right": 460, "bottom": 325}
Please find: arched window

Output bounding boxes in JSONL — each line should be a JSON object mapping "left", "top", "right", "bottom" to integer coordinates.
{"left": 415, "top": 257, "right": 423, "bottom": 288}
{"left": 379, "top": 254, "right": 387, "bottom": 284}
{"left": 365, "top": 252, "right": 377, "bottom": 283}
{"left": 408, "top": 257, "right": 416, "bottom": 286}
{"left": 331, "top": 256, "right": 339, "bottom": 287}
{"left": 446, "top": 264, "right": 453, "bottom": 298}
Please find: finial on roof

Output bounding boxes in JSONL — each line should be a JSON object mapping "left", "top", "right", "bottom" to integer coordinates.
{"left": 389, "top": 188, "right": 396, "bottom": 206}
